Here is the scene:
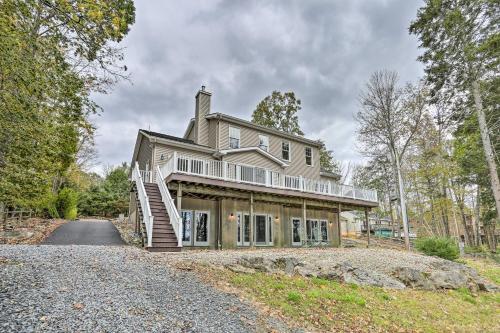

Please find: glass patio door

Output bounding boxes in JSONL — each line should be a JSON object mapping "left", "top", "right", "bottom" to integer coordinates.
{"left": 306, "top": 219, "right": 328, "bottom": 244}
{"left": 181, "top": 210, "right": 192, "bottom": 246}
{"left": 254, "top": 214, "right": 273, "bottom": 245}
{"left": 237, "top": 213, "right": 250, "bottom": 246}
{"left": 291, "top": 218, "right": 302, "bottom": 246}
{"left": 194, "top": 211, "right": 209, "bottom": 246}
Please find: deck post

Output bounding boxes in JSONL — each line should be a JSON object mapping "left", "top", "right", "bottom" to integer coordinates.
{"left": 365, "top": 208, "right": 370, "bottom": 247}
{"left": 176, "top": 183, "right": 182, "bottom": 211}
{"left": 250, "top": 192, "right": 254, "bottom": 247}
{"left": 337, "top": 202, "right": 342, "bottom": 247}
{"left": 302, "top": 199, "right": 307, "bottom": 245}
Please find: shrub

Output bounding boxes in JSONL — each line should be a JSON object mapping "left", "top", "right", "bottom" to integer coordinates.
{"left": 415, "top": 237, "right": 459, "bottom": 260}
{"left": 287, "top": 291, "right": 302, "bottom": 302}
{"left": 57, "top": 188, "right": 78, "bottom": 220}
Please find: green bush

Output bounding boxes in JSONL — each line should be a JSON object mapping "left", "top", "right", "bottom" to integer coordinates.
{"left": 57, "top": 188, "right": 78, "bottom": 220}
{"left": 415, "top": 237, "right": 459, "bottom": 260}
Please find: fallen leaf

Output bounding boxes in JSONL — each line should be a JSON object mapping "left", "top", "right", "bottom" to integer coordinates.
{"left": 73, "top": 303, "right": 85, "bottom": 310}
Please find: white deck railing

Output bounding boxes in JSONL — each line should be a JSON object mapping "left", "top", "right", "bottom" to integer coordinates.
{"left": 159, "top": 152, "right": 378, "bottom": 202}
{"left": 155, "top": 165, "right": 183, "bottom": 247}
{"left": 132, "top": 163, "right": 154, "bottom": 247}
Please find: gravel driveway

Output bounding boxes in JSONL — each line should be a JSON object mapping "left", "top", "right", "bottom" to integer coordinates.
{"left": 0, "top": 245, "right": 290, "bottom": 332}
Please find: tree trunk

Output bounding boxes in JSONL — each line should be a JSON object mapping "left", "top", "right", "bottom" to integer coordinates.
{"left": 472, "top": 81, "right": 500, "bottom": 219}
{"left": 474, "top": 185, "right": 482, "bottom": 246}
{"left": 394, "top": 152, "right": 410, "bottom": 250}
{"left": 439, "top": 185, "right": 450, "bottom": 237}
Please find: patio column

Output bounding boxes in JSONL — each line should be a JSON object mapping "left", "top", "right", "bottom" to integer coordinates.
{"left": 250, "top": 192, "right": 254, "bottom": 247}
{"left": 365, "top": 208, "right": 370, "bottom": 247}
{"left": 176, "top": 183, "right": 182, "bottom": 211}
{"left": 337, "top": 202, "right": 342, "bottom": 247}
{"left": 302, "top": 199, "right": 307, "bottom": 245}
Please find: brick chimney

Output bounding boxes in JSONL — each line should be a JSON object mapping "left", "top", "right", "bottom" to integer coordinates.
{"left": 194, "top": 85, "right": 211, "bottom": 145}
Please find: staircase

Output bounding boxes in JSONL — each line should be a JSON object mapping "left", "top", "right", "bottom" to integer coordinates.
{"left": 132, "top": 163, "right": 182, "bottom": 253}
{"left": 143, "top": 183, "right": 181, "bottom": 252}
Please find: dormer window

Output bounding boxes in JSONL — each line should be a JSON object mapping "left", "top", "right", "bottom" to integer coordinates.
{"left": 229, "top": 126, "right": 240, "bottom": 149}
{"left": 282, "top": 141, "right": 290, "bottom": 161}
{"left": 305, "top": 146, "right": 313, "bottom": 166}
{"left": 258, "top": 135, "right": 269, "bottom": 152}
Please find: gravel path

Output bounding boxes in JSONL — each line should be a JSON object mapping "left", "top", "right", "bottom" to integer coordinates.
{"left": 162, "top": 247, "right": 445, "bottom": 274}
{"left": 0, "top": 245, "right": 291, "bottom": 333}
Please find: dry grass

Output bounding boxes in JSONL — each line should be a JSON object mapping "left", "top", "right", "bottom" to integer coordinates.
{"left": 182, "top": 261, "right": 500, "bottom": 333}
{"left": 0, "top": 218, "right": 67, "bottom": 244}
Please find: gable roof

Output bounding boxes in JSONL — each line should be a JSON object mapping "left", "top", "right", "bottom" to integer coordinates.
{"left": 183, "top": 118, "right": 195, "bottom": 139}
{"left": 205, "top": 113, "right": 323, "bottom": 147}
{"left": 140, "top": 129, "right": 197, "bottom": 145}
{"left": 216, "top": 147, "right": 289, "bottom": 167}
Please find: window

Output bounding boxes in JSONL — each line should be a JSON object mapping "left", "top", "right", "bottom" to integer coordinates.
{"left": 291, "top": 218, "right": 302, "bottom": 246}
{"left": 305, "top": 147, "right": 312, "bottom": 166}
{"left": 306, "top": 219, "right": 329, "bottom": 244}
{"left": 258, "top": 135, "right": 269, "bottom": 151}
{"left": 282, "top": 141, "right": 290, "bottom": 161}
{"left": 254, "top": 214, "right": 273, "bottom": 245}
{"left": 236, "top": 213, "right": 250, "bottom": 246}
{"left": 194, "top": 211, "right": 209, "bottom": 246}
{"left": 181, "top": 210, "right": 193, "bottom": 245}
{"left": 229, "top": 126, "right": 240, "bottom": 149}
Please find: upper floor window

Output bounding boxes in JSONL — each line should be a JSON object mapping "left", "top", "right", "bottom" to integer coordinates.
{"left": 229, "top": 126, "right": 240, "bottom": 149}
{"left": 258, "top": 135, "right": 269, "bottom": 152}
{"left": 305, "top": 146, "right": 312, "bottom": 166}
{"left": 282, "top": 141, "right": 290, "bottom": 161}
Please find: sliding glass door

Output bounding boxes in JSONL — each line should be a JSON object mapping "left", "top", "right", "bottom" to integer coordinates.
{"left": 181, "top": 210, "right": 210, "bottom": 246}
{"left": 306, "top": 219, "right": 328, "bottom": 244}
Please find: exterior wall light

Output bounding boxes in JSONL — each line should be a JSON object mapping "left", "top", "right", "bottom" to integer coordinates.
{"left": 160, "top": 154, "right": 165, "bottom": 160}
{"left": 274, "top": 216, "right": 279, "bottom": 223}
{"left": 228, "top": 213, "right": 236, "bottom": 222}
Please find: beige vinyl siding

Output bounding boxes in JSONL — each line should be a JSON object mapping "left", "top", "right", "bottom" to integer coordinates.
{"left": 195, "top": 93, "right": 210, "bottom": 145}
{"left": 136, "top": 137, "right": 153, "bottom": 170}
{"left": 207, "top": 119, "right": 218, "bottom": 149}
{"left": 153, "top": 143, "right": 215, "bottom": 169}
{"left": 222, "top": 151, "right": 282, "bottom": 172}
{"left": 218, "top": 120, "right": 320, "bottom": 179}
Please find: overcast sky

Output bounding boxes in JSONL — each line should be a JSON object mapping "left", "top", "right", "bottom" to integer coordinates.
{"left": 90, "top": 0, "right": 424, "bottom": 173}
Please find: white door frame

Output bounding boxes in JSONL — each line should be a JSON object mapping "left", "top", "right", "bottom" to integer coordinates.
{"left": 254, "top": 213, "right": 272, "bottom": 246}
{"left": 236, "top": 212, "right": 251, "bottom": 246}
{"left": 180, "top": 210, "right": 193, "bottom": 246}
{"left": 193, "top": 210, "right": 210, "bottom": 246}
{"left": 291, "top": 217, "right": 302, "bottom": 246}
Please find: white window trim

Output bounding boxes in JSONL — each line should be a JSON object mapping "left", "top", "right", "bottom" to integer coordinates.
{"left": 229, "top": 126, "right": 241, "bottom": 149}
{"left": 258, "top": 134, "right": 269, "bottom": 152}
{"left": 282, "top": 141, "right": 291, "bottom": 162}
{"left": 193, "top": 210, "right": 210, "bottom": 246}
{"left": 305, "top": 146, "right": 313, "bottom": 167}
{"left": 291, "top": 217, "right": 302, "bottom": 246}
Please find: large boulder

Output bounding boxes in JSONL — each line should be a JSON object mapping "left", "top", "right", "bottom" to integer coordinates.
{"left": 223, "top": 255, "right": 498, "bottom": 292}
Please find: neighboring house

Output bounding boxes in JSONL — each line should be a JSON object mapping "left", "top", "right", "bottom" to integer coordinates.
{"left": 129, "top": 86, "right": 378, "bottom": 251}
{"left": 340, "top": 211, "right": 361, "bottom": 237}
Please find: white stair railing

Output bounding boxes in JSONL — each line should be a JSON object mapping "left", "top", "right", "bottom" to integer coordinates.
{"left": 155, "top": 165, "right": 183, "bottom": 247}
{"left": 132, "top": 163, "right": 154, "bottom": 247}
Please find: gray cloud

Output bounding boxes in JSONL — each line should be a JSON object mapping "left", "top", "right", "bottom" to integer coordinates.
{"left": 91, "top": 0, "right": 424, "bottom": 173}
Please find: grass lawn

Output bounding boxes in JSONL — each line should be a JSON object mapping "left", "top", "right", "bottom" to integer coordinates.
{"left": 196, "top": 258, "right": 500, "bottom": 332}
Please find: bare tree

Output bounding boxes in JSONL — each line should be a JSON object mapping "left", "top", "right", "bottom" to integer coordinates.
{"left": 356, "top": 70, "right": 426, "bottom": 250}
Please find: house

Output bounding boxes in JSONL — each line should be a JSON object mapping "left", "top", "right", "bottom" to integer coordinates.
{"left": 340, "top": 211, "right": 361, "bottom": 237}
{"left": 129, "top": 86, "right": 378, "bottom": 251}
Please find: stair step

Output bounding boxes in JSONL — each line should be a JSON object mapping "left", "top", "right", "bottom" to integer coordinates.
{"left": 147, "top": 246, "right": 181, "bottom": 252}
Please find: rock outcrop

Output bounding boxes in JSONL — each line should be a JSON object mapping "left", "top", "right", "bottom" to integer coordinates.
{"left": 225, "top": 255, "right": 498, "bottom": 292}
